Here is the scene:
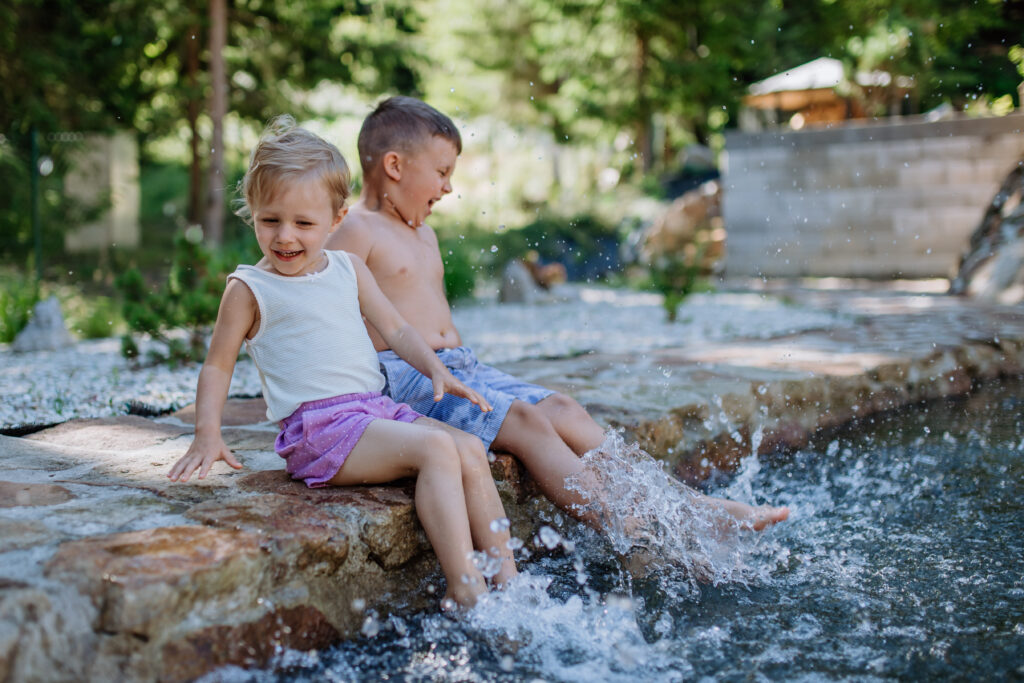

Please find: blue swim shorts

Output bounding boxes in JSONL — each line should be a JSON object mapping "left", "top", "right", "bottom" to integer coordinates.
{"left": 378, "top": 346, "right": 554, "bottom": 450}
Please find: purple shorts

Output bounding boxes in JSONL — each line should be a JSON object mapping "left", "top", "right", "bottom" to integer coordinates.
{"left": 275, "top": 392, "right": 421, "bottom": 488}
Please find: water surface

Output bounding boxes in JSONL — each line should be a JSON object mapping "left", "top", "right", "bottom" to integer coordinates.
{"left": 207, "top": 378, "right": 1024, "bottom": 682}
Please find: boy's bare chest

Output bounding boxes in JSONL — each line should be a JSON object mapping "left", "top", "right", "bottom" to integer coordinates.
{"left": 371, "top": 233, "right": 443, "bottom": 284}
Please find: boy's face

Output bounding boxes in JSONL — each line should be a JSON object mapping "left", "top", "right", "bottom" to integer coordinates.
{"left": 392, "top": 135, "right": 458, "bottom": 228}
{"left": 252, "top": 178, "right": 346, "bottom": 277}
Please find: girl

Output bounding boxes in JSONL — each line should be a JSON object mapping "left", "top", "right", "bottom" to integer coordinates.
{"left": 168, "top": 116, "right": 516, "bottom": 609}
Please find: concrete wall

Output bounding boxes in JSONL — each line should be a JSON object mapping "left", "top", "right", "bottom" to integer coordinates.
{"left": 722, "top": 113, "right": 1024, "bottom": 278}
{"left": 63, "top": 131, "right": 140, "bottom": 252}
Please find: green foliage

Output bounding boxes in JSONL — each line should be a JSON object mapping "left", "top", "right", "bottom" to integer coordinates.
{"left": 0, "top": 269, "right": 40, "bottom": 343}
{"left": 0, "top": 134, "right": 110, "bottom": 267}
{"left": 438, "top": 235, "right": 479, "bottom": 301}
{"left": 64, "top": 295, "right": 124, "bottom": 340}
{"left": 446, "top": 0, "right": 1023, "bottom": 170}
{"left": 115, "top": 231, "right": 238, "bottom": 366}
{"left": 1, "top": 1, "right": 159, "bottom": 138}
{"left": 647, "top": 243, "right": 711, "bottom": 322}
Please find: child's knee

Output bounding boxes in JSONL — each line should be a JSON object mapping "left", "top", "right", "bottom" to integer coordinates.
{"left": 417, "top": 430, "right": 461, "bottom": 472}
{"left": 545, "top": 392, "right": 586, "bottom": 418}
{"left": 454, "top": 433, "right": 490, "bottom": 474}
{"left": 506, "top": 399, "right": 557, "bottom": 434}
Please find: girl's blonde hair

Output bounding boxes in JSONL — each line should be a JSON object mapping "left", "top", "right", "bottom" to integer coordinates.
{"left": 238, "top": 115, "right": 351, "bottom": 223}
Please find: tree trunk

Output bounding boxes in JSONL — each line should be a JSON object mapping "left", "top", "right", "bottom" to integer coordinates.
{"left": 205, "top": 0, "right": 227, "bottom": 245}
{"left": 635, "top": 31, "right": 653, "bottom": 174}
{"left": 186, "top": 21, "right": 202, "bottom": 226}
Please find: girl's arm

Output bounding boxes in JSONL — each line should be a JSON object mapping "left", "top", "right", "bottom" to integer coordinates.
{"left": 351, "top": 255, "right": 491, "bottom": 411}
{"left": 168, "top": 279, "right": 257, "bottom": 481}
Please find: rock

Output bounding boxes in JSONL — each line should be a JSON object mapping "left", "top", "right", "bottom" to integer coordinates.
{"left": 0, "top": 582, "right": 99, "bottom": 683}
{"left": 185, "top": 493, "right": 352, "bottom": 574}
{"left": 2, "top": 283, "right": 1024, "bottom": 680}
{"left": 499, "top": 259, "right": 546, "bottom": 304}
{"left": 0, "top": 481, "right": 74, "bottom": 508}
{"left": 173, "top": 397, "right": 270, "bottom": 426}
{"left": 949, "top": 158, "right": 1024, "bottom": 304}
{"left": 11, "top": 297, "right": 74, "bottom": 353}
{"left": 638, "top": 180, "right": 724, "bottom": 268}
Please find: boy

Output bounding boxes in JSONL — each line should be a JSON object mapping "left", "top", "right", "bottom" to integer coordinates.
{"left": 326, "top": 96, "right": 788, "bottom": 532}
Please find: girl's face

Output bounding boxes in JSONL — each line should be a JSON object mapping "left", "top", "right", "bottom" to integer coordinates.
{"left": 252, "top": 178, "right": 346, "bottom": 277}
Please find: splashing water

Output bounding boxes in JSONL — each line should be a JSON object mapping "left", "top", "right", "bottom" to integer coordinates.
{"left": 566, "top": 429, "right": 784, "bottom": 594}
{"left": 200, "top": 379, "right": 1024, "bottom": 682}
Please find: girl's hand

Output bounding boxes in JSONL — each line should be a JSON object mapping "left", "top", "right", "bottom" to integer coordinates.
{"left": 168, "top": 433, "right": 243, "bottom": 482}
{"left": 431, "top": 371, "right": 492, "bottom": 412}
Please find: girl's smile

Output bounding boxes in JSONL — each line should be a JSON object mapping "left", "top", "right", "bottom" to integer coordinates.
{"left": 252, "top": 178, "right": 347, "bottom": 276}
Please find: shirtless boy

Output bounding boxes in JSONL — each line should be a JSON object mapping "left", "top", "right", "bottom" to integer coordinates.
{"left": 327, "top": 95, "right": 788, "bottom": 533}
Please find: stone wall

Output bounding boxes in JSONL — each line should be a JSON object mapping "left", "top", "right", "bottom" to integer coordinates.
{"left": 63, "top": 131, "right": 140, "bottom": 252}
{"left": 722, "top": 113, "right": 1024, "bottom": 278}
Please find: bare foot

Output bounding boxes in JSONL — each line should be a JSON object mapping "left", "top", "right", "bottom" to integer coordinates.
{"left": 708, "top": 496, "right": 790, "bottom": 530}
{"left": 442, "top": 578, "right": 486, "bottom": 612}
{"left": 491, "top": 559, "right": 518, "bottom": 589}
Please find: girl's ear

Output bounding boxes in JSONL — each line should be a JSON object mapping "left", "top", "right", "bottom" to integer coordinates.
{"left": 329, "top": 205, "right": 348, "bottom": 232}
{"left": 382, "top": 151, "right": 402, "bottom": 182}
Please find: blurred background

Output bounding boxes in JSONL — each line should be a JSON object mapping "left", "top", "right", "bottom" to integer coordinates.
{"left": 2, "top": 0, "right": 1023, "bottom": 347}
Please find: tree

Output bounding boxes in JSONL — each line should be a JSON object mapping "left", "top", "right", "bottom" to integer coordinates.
{"left": 135, "top": 0, "right": 428, "bottom": 243}
{"left": 0, "top": 0, "right": 163, "bottom": 263}
{"left": 451, "top": 0, "right": 783, "bottom": 173}
{"left": 448, "top": 0, "right": 1022, "bottom": 177}
{"left": 1, "top": 0, "right": 429, "bottom": 254}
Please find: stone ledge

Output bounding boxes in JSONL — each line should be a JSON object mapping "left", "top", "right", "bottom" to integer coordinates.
{"left": 1, "top": 286, "right": 1023, "bottom": 680}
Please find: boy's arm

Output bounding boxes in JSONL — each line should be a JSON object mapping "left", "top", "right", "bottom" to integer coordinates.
{"left": 168, "top": 279, "right": 255, "bottom": 482}
{"left": 350, "top": 255, "right": 491, "bottom": 411}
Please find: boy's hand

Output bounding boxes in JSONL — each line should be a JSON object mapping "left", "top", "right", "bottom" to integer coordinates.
{"left": 431, "top": 371, "right": 493, "bottom": 412}
{"left": 168, "top": 433, "right": 243, "bottom": 482}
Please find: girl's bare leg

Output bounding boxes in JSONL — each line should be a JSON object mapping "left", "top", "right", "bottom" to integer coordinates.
{"left": 328, "top": 420, "right": 485, "bottom": 609}
{"left": 415, "top": 418, "right": 517, "bottom": 587}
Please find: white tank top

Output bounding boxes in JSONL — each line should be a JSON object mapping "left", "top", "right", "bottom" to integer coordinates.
{"left": 228, "top": 250, "right": 385, "bottom": 422}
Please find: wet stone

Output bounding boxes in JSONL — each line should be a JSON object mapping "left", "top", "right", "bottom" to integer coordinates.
{"left": 45, "top": 525, "right": 265, "bottom": 635}
{"left": 0, "top": 519, "right": 59, "bottom": 552}
{"left": 0, "top": 481, "right": 74, "bottom": 508}
{"left": 159, "top": 605, "right": 340, "bottom": 682}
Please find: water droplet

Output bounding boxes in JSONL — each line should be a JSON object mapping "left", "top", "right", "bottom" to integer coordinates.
{"left": 361, "top": 612, "right": 380, "bottom": 637}
{"left": 537, "top": 525, "right": 561, "bottom": 550}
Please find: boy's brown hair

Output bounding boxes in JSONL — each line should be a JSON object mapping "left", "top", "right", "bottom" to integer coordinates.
{"left": 357, "top": 96, "right": 462, "bottom": 176}
{"left": 238, "top": 115, "right": 351, "bottom": 223}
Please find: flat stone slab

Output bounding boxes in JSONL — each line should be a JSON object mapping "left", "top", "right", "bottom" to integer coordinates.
{"left": 1, "top": 283, "right": 1023, "bottom": 680}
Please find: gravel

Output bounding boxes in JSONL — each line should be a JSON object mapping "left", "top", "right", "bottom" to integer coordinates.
{"left": 0, "top": 286, "right": 845, "bottom": 431}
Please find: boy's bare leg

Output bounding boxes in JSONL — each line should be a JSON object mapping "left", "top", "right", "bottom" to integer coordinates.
{"left": 491, "top": 400, "right": 606, "bottom": 528}
{"left": 493, "top": 400, "right": 789, "bottom": 535}
{"left": 415, "top": 418, "right": 518, "bottom": 587}
{"left": 534, "top": 392, "right": 606, "bottom": 455}
{"left": 696, "top": 494, "right": 790, "bottom": 530}
{"left": 329, "top": 420, "right": 486, "bottom": 609}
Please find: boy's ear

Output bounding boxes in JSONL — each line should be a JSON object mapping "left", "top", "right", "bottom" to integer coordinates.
{"left": 382, "top": 151, "right": 402, "bottom": 182}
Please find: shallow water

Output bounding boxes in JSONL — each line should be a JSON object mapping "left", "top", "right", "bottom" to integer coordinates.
{"left": 206, "top": 378, "right": 1024, "bottom": 682}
